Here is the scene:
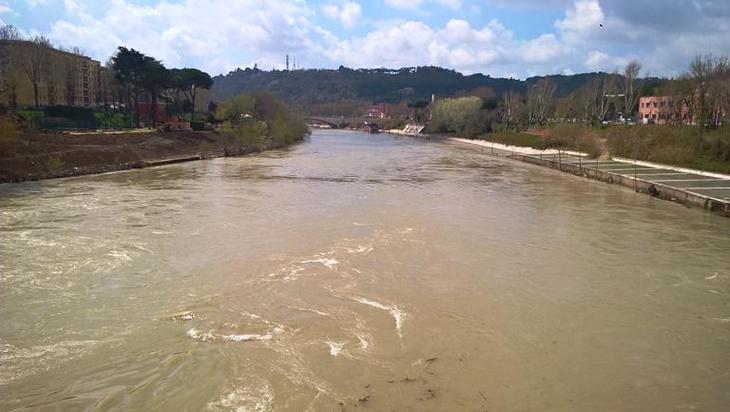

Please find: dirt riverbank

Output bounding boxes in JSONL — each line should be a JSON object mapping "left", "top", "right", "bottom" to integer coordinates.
{"left": 0, "top": 129, "right": 303, "bottom": 183}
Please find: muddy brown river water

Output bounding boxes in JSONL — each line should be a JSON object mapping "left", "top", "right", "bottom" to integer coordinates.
{"left": 1, "top": 129, "right": 729, "bottom": 411}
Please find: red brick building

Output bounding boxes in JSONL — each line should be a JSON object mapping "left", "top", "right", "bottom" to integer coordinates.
{"left": 367, "top": 104, "right": 387, "bottom": 118}
{"left": 639, "top": 96, "right": 694, "bottom": 125}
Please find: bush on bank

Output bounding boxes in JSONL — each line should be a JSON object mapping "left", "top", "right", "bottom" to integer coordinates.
{"left": 217, "top": 92, "right": 308, "bottom": 148}
{"left": 477, "top": 132, "right": 544, "bottom": 149}
{"left": 428, "top": 96, "right": 485, "bottom": 137}
{"left": 603, "top": 125, "right": 730, "bottom": 174}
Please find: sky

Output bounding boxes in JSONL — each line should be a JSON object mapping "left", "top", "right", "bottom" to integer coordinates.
{"left": 1, "top": 0, "right": 729, "bottom": 79}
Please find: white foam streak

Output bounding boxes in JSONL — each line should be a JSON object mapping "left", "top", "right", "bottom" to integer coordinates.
{"left": 301, "top": 258, "right": 339, "bottom": 269}
{"left": 343, "top": 245, "right": 374, "bottom": 255}
{"left": 290, "top": 306, "right": 332, "bottom": 317}
{"left": 186, "top": 328, "right": 215, "bottom": 342}
{"left": 356, "top": 334, "right": 371, "bottom": 350}
{"left": 222, "top": 334, "right": 272, "bottom": 342}
{"left": 325, "top": 340, "right": 345, "bottom": 357}
{"left": 187, "top": 328, "right": 274, "bottom": 343}
{"left": 354, "top": 297, "right": 405, "bottom": 338}
{"left": 207, "top": 381, "right": 274, "bottom": 412}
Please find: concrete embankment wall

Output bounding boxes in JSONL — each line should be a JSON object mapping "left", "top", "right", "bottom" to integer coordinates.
{"left": 517, "top": 154, "right": 730, "bottom": 217}
{"left": 449, "top": 138, "right": 730, "bottom": 217}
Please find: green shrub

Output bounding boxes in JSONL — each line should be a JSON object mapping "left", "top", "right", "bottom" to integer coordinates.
{"left": 602, "top": 125, "right": 730, "bottom": 173}
{"left": 44, "top": 105, "right": 95, "bottom": 121}
{"left": 428, "top": 96, "right": 484, "bottom": 135}
{"left": 481, "top": 132, "right": 545, "bottom": 148}
{"left": 190, "top": 121, "right": 206, "bottom": 131}
{"left": 217, "top": 92, "right": 308, "bottom": 146}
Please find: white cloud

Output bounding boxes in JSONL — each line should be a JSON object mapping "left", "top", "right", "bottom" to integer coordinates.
{"left": 49, "top": 0, "right": 335, "bottom": 73}
{"left": 327, "top": 18, "right": 574, "bottom": 76}
{"left": 322, "top": 1, "right": 362, "bottom": 28}
{"left": 384, "top": 0, "right": 423, "bottom": 10}
{"left": 584, "top": 50, "right": 627, "bottom": 71}
{"left": 384, "top": 0, "right": 460, "bottom": 11}
{"left": 11, "top": 0, "right": 728, "bottom": 79}
{"left": 24, "top": 0, "right": 48, "bottom": 8}
{"left": 436, "top": 0, "right": 462, "bottom": 10}
{"left": 519, "top": 34, "right": 568, "bottom": 63}
{"left": 555, "top": 0, "right": 603, "bottom": 33}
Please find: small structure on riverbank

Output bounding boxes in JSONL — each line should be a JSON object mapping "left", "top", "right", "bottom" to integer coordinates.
{"left": 388, "top": 124, "right": 425, "bottom": 136}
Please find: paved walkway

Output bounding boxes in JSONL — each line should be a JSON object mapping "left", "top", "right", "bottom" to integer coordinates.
{"left": 546, "top": 153, "right": 730, "bottom": 202}
{"left": 448, "top": 137, "right": 730, "bottom": 215}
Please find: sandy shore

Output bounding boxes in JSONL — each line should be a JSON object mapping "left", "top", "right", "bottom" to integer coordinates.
{"left": 448, "top": 137, "right": 588, "bottom": 157}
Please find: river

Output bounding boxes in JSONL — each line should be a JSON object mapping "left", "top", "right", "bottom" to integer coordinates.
{"left": 1, "top": 129, "right": 729, "bottom": 411}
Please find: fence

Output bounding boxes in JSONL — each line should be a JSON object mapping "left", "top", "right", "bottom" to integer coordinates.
{"left": 31, "top": 116, "right": 135, "bottom": 132}
{"left": 452, "top": 138, "right": 730, "bottom": 217}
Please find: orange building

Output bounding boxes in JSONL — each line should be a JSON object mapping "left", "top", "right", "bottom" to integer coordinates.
{"left": 0, "top": 39, "right": 102, "bottom": 108}
{"left": 367, "top": 104, "right": 387, "bottom": 118}
{"left": 638, "top": 96, "right": 694, "bottom": 125}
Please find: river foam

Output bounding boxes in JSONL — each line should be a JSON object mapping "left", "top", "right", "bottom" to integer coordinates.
{"left": 354, "top": 297, "right": 405, "bottom": 338}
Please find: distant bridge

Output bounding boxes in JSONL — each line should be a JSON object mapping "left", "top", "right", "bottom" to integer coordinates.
{"left": 303, "top": 116, "right": 390, "bottom": 129}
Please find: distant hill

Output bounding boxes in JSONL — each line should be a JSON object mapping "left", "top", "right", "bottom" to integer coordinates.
{"left": 211, "top": 65, "right": 663, "bottom": 112}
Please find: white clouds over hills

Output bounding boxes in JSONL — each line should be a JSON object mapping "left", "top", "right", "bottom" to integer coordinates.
{"left": 11, "top": 0, "right": 730, "bottom": 78}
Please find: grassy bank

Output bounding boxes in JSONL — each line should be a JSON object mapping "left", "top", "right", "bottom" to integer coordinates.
{"left": 603, "top": 125, "right": 730, "bottom": 174}
{"left": 476, "top": 125, "right": 603, "bottom": 158}
{"left": 476, "top": 131, "right": 544, "bottom": 148}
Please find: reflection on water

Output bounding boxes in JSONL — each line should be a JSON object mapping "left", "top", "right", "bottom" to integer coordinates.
{"left": 1, "top": 130, "right": 729, "bottom": 411}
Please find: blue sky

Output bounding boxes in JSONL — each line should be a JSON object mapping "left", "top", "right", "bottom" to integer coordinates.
{"left": 1, "top": 0, "right": 729, "bottom": 78}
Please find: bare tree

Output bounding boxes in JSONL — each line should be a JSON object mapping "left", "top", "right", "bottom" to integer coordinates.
{"left": 620, "top": 61, "right": 642, "bottom": 122}
{"left": 501, "top": 89, "right": 521, "bottom": 130}
{"left": 690, "top": 54, "right": 729, "bottom": 137}
{"left": 665, "top": 76, "right": 696, "bottom": 125}
{"left": 573, "top": 75, "right": 615, "bottom": 125}
{"left": 0, "top": 44, "right": 19, "bottom": 107}
{"left": 19, "top": 36, "right": 53, "bottom": 108}
{"left": 0, "top": 24, "right": 22, "bottom": 40}
{"left": 526, "top": 78, "right": 556, "bottom": 126}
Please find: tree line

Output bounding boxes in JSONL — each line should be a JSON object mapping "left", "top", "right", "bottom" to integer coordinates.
{"left": 0, "top": 25, "right": 213, "bottom": 128}
{"left": 109, "top": 46, "right": 212, "bottom": 126}
{"left": 428, "top": 56, "right": 730, "bottom": 138}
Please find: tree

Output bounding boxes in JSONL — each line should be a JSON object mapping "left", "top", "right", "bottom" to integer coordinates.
{"left": 19, "top": 36, "right": 53, "bottom": 108}
{"left": 217, "top": 93, "right": 256, "bottom": 126}
{"left": 111, "top": 47, "right": 146, "bottom": 124}
{"left": 0, "top": 27, "right": 20, "bottom": 107}
{"left": 501, "top": 90, "right": 521, "bottom": 130}
{"left": 526, "top": 78, "right": 556, "bottom": 126}
{"left": 689, "top": 54, "right": 729, "bottom": 143}
{"left": 407, "top": 100, "right": 429, "bottom": 123}
{"left": 663, "top": 76, "right": 696, "bottom": 125}
{"left": 170, "top": 68, "right": 212, "bottom": 122}
{"left": 138, "top": 56, "right": 171, "bottom": 126}
{"left": 429, "top": 96, "right": 483, "bottom": 135}
{"left": 620, "top": 61, "right": 642, "bottom": 122}
{"left": 569, "top": 74, "right": 618, "bottom": 125}
{"left": 0, "top": 24, "right": 21, "bottom": 40}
